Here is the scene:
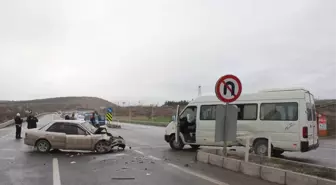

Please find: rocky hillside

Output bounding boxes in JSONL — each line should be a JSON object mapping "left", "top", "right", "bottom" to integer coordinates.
{"left": 0, "top": 97, "right": 117, "bottom": 122}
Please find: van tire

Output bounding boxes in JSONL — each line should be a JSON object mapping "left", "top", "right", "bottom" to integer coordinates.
{"left": 169, "top": 135, "right": 184, "bottom": 150}
{"left": 253, "top": 140, "right": 270, "bottom": 156}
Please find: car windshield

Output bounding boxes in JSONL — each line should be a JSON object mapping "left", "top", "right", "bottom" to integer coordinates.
{"left": 81, "top": 121, "right": 97, "bottom": 133}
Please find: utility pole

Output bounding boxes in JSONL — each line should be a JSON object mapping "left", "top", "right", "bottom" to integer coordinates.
{"left": 128, "top": 101, "right": 131, "bottom": 122}
{"left": 151, "top": 104, "right": 154, "bottom": 122}
{"left": 198, "top": 85, "right": 202, "bottom": 96}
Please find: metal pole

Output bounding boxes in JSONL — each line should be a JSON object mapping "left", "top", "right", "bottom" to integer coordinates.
{"left": 151, "top": 105, "right": 154, "bottom": 122}
{"left": 268, "top": 136, "right": 272, "bottom": 158}
{"left": 245, "top": 136, "right": 250, "bottom": 162}
{"left": 223, "top": 103, "right": 229, "bottom": 156}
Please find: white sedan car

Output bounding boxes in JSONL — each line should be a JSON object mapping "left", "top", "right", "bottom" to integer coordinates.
{"left": 24, "top": 120, "right": 126, "bottom": 153}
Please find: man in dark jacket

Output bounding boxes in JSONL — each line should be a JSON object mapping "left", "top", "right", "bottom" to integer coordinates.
{"left": 27, "top": 113, "right": 38, "bottom": 129}
{"left": 14, "top": 113, "right": 23, "bottom": 139}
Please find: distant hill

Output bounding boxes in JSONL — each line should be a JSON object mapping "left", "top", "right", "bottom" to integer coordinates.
{"left": 0, "top": 96, "right": 117, "bottom": 122}
{"left": 316, "top": 99, "right": 336, "bottom": 106}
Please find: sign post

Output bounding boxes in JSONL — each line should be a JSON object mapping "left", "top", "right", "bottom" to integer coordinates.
{"left": 215, "top": 74, "right": 242, "bottom": 156}
{"left": 106, "top": 107, "right": 113, "bottom": 126}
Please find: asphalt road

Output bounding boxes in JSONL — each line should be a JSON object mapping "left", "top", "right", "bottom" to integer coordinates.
{"left": 0, "top": 115, "right": 334, "bottom": 185}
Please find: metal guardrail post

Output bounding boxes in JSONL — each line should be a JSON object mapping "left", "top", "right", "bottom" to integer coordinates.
{"left": 245, "top": 136, "right": 250, "bottom": 162}
{"left": 268, "top": 136, "right": 272, "bottom": 158}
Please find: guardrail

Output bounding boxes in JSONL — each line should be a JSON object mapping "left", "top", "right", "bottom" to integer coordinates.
{"left": 0, "top": 112, "right": 53, "bottom": 129}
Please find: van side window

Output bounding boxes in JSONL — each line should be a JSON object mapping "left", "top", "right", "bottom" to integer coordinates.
{"left": 235, "top": 104, "right": 258, "bottom": 120}
{"left": 200, "top": 104, "right": 258, "bottom": 120}
{"left": 200, "top": 105, "right": 216, "bottom": 120}
{"left": 180, "top": 106, "right": 197, "bottom": 120}
{"left": 260, "top": 102, "right": 298, "bottom": 121}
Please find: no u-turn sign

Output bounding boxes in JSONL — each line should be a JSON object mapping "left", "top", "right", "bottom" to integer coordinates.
{"left": 215, "top": 74, "right": 242, "bottom": 103}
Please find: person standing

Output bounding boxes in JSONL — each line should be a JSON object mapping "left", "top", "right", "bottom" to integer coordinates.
{"left": 27, "top": 113, "right": 38, "bottom": 129}
{"left": 70, "top": 112, "right": 76, "bottom": 120}
{"left": 90, "top": 112, "right": 96, "bottom": 126}
{"left": 14, "top": 113, "right": 23, "bottom": 139}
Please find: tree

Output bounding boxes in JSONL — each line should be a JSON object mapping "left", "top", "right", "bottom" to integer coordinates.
{"left": 163, "top": 100, "right": 189, "bottom": 107}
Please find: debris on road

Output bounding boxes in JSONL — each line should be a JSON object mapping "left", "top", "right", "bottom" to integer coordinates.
{"left": 70, "top": 161, "right": 76, "bottom": 164}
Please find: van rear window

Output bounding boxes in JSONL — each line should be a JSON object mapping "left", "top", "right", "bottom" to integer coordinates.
{"left": 260, "top": 102, "right": 298, "bottom": 121}
{"left": 307, "top": 107, "right": 317, "bottom": 121}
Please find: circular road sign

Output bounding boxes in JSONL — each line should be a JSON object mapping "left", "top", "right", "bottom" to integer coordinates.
{"left": 215, "top": 74, "right": 242, "bottom": 103}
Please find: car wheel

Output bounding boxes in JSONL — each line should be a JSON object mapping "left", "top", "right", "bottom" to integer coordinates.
{"left": 169, "top": 135, "right": 184, "bottom": 150}
{"left": 36, "top": 139, "right": 51, "bottom": 153}
{"left": 190, "top": 145, "right": 200, "bottom": 150}
{"left": 254, "top": 140, "right": 270, "bottom": 156}
{"left": 95, "top": 141, "right": 108, "bottom": 154}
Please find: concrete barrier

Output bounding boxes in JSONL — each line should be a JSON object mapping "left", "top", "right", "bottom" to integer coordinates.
{"left": 0, "top": 112, "right": 52, "bottom": 129}
{"left": 196, "top": 151, "right": 209, "bottom": 163}
{"left": 240, "top": 161, "right": 261, "bottom": 177}
{"left": 223, "top": 157, "right": 241, "bottom": 172}
{"left": 317, "top": 178, "right": 336, "bottom": 185}
{"left": 208, "top": 153, "right": 224, "bottom": 167}
{"left": 196, "top": 150, "right": 336, "bottom": 185}
{"left": 286, "top": 171, "right": 317, "bottom": 185}
{"left": 261, "top": 165, "right": 286, "bottom": 184}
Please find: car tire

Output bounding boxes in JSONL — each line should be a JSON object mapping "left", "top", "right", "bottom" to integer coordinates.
{"left": 36, "top": 139, "right": 51, "bottom": 153}
{"left": 169, "top": 135, "right": 184, "bottom": 150}
{"left": 95, "top": 141, "right": 108, "bottom": 154}
{"left": 253, "top": 140, "right": 270, "bottom": 156}
{"left": 190, "top": 145, "right": 200, "bottom": 150}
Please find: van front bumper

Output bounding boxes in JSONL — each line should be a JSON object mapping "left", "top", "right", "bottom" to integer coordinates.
{"left": 301, "top": 139, "right": 319, "bottom": 152}
{"left": 164, "top": 135, "right": 170, "bottom": 143}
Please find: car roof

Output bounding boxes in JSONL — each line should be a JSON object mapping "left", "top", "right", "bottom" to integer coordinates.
{"left": 52, "top": 120, "right": 86, "bottom": 124}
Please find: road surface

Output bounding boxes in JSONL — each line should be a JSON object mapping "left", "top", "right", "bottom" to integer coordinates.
{"left": 0, "top": 114, "right": 278, "bottom": 185}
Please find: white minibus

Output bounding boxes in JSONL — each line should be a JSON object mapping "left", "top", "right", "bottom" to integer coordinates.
{"left": 164, "top": 88, "right": 319, "bottom": 156}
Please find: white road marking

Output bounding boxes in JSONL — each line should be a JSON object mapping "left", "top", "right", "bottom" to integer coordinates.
{"left": 0, "top": 157, "right": 15, "bottom": 160}
{"left": 167, "top": 163, "right": 229, "bottom": 185}
{"left": 0, "top": 148, "right": 16, "bottom": 151}
{"left": 133, "top": 150, "right": 144, "bottom": 155}
{"left": 131, "top": 150, "right": 228, "bottom": 185}
{"left": 53, "top": 158, "right": 61, "bottom": 185}
{"left": 148, "top": 155, "right": 161, "bottom": 161}
{"left": 0, "top": 134, "right": 10, "bottom": 139}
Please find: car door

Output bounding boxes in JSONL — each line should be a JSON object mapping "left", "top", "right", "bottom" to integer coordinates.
{"left": 64, "top": 123, "right": 92, "bottom": 150}
{"left": 197, "top": 104, "right": 216, "bottom": 145}
{"left": 45, "top": 122, "right": 66, "bottom": 149}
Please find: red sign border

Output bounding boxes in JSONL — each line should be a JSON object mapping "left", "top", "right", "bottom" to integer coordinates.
{"left": 215, "top": 74, "right": 242, "bottom": 103}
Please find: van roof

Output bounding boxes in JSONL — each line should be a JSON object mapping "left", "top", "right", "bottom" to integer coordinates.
{"left": 192, "top": 88, "right": 310, "bottom": 104}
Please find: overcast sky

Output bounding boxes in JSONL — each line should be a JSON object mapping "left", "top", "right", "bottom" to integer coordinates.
{"left": 0, "top": 0, "right": 335, "bottom": 105}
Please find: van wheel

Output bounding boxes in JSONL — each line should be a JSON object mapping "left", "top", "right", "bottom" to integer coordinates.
{"left": 254, "top": 140, "right": 270, "bottom": 156}
{"left": 190, "top": 145, "right": 200, "bottom": 150}
{"left": 169, "top": 135, "right": 184, "bottom": 150}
